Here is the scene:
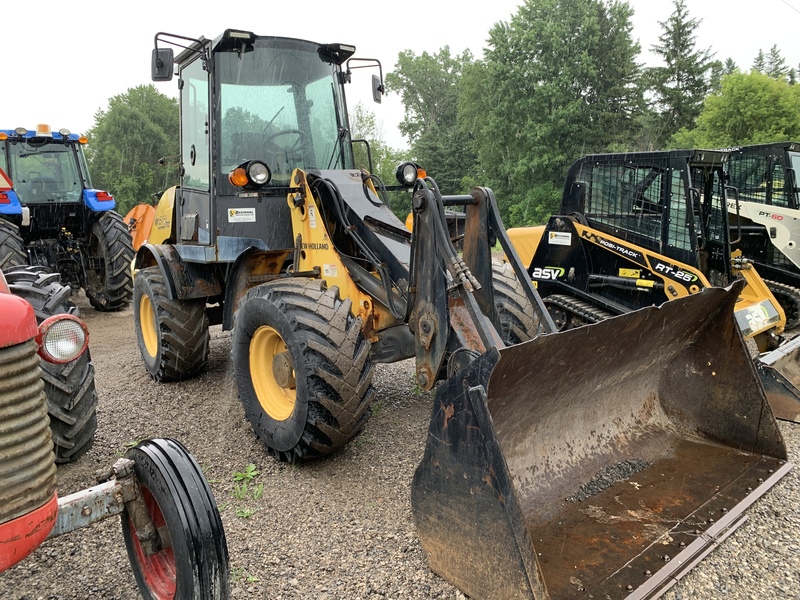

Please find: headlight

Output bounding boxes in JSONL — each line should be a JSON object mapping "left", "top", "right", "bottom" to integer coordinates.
{"left": 228, "top": 160, "right": 272, "bottom": 189}
{"left": 395, "top": 162, "right": 426, "bottom": 187}
{"left": 37, "top": 314, "right": 89, "bottom": 364}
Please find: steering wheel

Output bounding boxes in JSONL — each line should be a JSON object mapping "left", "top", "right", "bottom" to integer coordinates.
{"left": 264, "top": 129, "right": 305, "bottom": 153}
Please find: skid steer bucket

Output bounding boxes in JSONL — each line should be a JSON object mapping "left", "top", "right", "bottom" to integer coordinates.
{"left": 756, "top": 335, "right": 800, "bottom": 423}
{"left": 411, "top": 284, "right": 790, "bottom": 600}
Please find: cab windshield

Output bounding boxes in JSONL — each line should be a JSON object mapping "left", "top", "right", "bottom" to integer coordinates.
{"left": 4, "top": 142, "right": 84, "bottom": 203}
{"left": 216, "top": 38, "right": 354, "bottom": 185}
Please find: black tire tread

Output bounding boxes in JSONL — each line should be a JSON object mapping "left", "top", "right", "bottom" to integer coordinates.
{"left": 85, "top": 211, "right": 134, "bottom": 311}
{"left": 235, "top": 278, "right": 375, "bottom": 462}
{"left": 491, "top": 260, "right": 542, "bottom": 344}
{"left": 134, "top": 267, "right": 209, "bottom": 382}
{"left": 0, "top": 220, "right": 27, "bottom": 270}
{"left": 5, "top": 267, "right": 97, "bottom": 463}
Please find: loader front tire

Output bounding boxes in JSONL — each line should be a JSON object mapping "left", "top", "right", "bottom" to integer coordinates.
{"left": 0, "top": 219, "right": 27, "bottom": 270}
{"left": 134, "top": 266, "right": 209, "bottom": 382}
{"left": 232, "top": 279, "right": 375, "bottom": 462}
{"left": 84, "top": 211, "right": 135, "bottom": 311}
{"left": 4, "top": 266, "right": 98, "bottom": 463}
{"left": 492, "top": 260, "right": 542, "bottom": 344}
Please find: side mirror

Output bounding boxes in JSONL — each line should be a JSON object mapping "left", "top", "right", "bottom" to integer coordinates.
{"left": 372, "top": 74, "right": 383, "bottom": 104}
{"left": 152, "top": 48, "right": 174, "bottom": 82}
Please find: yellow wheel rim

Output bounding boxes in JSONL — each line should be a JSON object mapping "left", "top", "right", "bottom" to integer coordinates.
{"left": 250, "top": 326, "right": 296, "bottom": 421}
{"left": 139, "top": 294, "right": 158, "bottom": 358}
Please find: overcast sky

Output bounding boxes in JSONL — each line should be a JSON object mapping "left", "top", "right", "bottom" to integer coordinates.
{"left": 5, "top": 0, "right": 800, "bottom": 149}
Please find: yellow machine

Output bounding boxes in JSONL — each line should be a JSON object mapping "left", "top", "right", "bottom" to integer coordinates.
{"left": 129, "top": 30, "right": 792, "bottom": 599}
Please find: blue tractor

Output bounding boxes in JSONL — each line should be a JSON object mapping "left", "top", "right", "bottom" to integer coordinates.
{"left": 0, "top": 125, "right": 133, "bottom": 310}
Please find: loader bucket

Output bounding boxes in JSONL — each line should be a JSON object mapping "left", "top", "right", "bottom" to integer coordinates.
{"left": 755, "top": 335, "right": 800, "bottom": 423}
{"left": 411, "top": 284, "right": 790, "bottom": 600}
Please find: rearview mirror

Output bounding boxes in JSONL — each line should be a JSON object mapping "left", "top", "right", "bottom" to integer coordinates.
{"left": 152, "top": 48, "right": 174, "bottom": 82}
{"left": 372, "top": 74, "right": 383, "bottom": 104}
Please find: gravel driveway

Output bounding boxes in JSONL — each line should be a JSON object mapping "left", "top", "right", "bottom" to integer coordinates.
{"left": 1, "top": 293, "right": 797, "bottom": 599}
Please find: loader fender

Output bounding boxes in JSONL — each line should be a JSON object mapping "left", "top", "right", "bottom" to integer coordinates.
{"left": 135, "top": 243, "right": 222, "bottom": 301}
{"left": 412, "top": 283, "right": 790, "bottom": 600}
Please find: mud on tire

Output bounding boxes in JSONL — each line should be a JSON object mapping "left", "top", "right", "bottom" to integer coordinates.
{"left": 85, "top": 210, "right": 135, "bottom": 311}
{"left": 232, "top": 278, "right": 375, "bottom": 462}
{"left": 4, "top": 265, "right": 98, "bottom": 463}
{"left": 133, "top": 266, "right": 209, "bottom": 382}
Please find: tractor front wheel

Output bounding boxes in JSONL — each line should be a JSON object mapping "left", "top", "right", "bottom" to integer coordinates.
{"left": 121, "top": 438, "right": 230, "bottom": 600}
{"left": 232, "top": 278, "right": 375, "bottom": 462}
{"left": 491, "top": 260, "right": 542, "bottom": 344}
{"left": 133, "top": 267, "right": 209, "bottom": 382}
{"left": 84, "top": 211, "right": 134, "bottom": 311}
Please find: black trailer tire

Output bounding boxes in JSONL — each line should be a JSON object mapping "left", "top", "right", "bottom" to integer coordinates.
{"left": 122, "top": 438, "right": 230, "bottom": 600}
{"left": 133, "top": 266, "right": 209, "bottom": 382}
{"left": 0, "top": 219, "right": 27, "bottom": 270}
{"left": 232, "top": 278, "right": 375, "bottom": 462}
{"left": 491, "top": 260, "right": 542, "bottom": 344}
{"left": 84, "top": 210, "right": 134, "bottom": 311}
{"left": 4, "top": 266, "right": 98, "bottom": 463}
{"left": 766, "top": 279, "right": 800, "bottom": 330}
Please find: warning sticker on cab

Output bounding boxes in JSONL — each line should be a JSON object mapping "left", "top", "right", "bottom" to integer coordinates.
{"left": 228, "top": 208, "right": 256, "bottom": 223}
{"left": 548, "top": 231, "right": 572, "bottom": 246}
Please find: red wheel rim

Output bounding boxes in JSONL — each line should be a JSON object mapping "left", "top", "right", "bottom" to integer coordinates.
{"left": 130, "top": 485, "right": 177, "bottom": 599}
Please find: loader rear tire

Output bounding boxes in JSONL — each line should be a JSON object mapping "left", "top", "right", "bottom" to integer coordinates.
{"left": 84, "top": 211, "right": 135, "bottom": 311}
{"left": 0, "top": 219, "right": 27, "bottom": 270}
{"left": 4, "top": 266, "right": 98, "bottom": 464}
{"left": 491, "top": 260, "right": 541, "bottom": 343}
{"left": 133, "top": 267, "right": 209, "bottom": 382}
{"left": 766, "top": 280, "right": 800, "bottom": 330}
{"left": 232, "top": 278, "right": 375, "bottom": 462}
{"left": 122, "top": 438, "right": 230, "bottom": 600}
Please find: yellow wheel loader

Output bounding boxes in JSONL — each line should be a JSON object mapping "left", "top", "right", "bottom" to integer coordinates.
{"left": 131, "top": 30, "right": 791, "bottom": 599}
{"left": 508, "top": 149, "right": 800, "bottom": 422}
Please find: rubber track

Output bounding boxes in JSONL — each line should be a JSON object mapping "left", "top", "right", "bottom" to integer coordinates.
{"left": 766, "top": 279, "right": 800, "bottom": 330}
{"left": 543, "top": 294, "right": 615, "bottom": 329}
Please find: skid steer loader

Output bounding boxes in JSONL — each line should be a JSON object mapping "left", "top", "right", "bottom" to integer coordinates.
{"left": 725, "top": 141, "right": 800, "bottom": 328}
{"left": 131, "top": 30, "right": 791, "bottom": 598}
{"left": 507, "top": 149, "right": 800, "bottom": 422}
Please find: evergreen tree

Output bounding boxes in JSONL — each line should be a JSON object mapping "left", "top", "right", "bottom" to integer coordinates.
{"left": 723, "top": 58, "right": 738, "bottom": 75}
{"left": 463, "top": 0, "right": 642, "bottom": 226}
{"left": 647, "top": 0, "right": 715, "bottom": 142}
{"left": 767, "top": 44, "right": 789, "bottom": 79}
{"left": 753, "top": 50, "right": 767, "bottom": 73}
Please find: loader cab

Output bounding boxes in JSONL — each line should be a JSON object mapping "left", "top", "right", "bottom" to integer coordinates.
{"left": 154, "top": 30, "right": 375, "bottom": 262}
{"left": 726, "top": 142, "right": 800, "bottom": 210}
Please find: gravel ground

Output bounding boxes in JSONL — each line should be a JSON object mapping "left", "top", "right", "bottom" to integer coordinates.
{"left": 1, "top": 293, "right": 798, "bottom": 600}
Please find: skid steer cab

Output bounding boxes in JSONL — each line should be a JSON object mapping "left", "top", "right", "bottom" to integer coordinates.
{"left": 0, "top": 127, "right": 134, "bottom": 311}
{"left": 507, "top": 148, "right": 800, "bottom": 422}
{"left": 130, "top": 29, "right": 792, "bottom": 599}
{"left": 725, "top": 141, "right": 800, "bottom": 328}
{"left": 0, "top": 269, "right": 230, "bottom": 598}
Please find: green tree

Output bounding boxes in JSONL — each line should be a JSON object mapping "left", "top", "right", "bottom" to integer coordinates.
{"left": 767, "top": 44, "right": 789, "bottom": 79}
{"left": 647, "top": 0, "right": 716, "bottom": 142}
{"left": 85, "top": 85, "right": 179, "bottom": 215}
{"left": 386, "top": 47, "right": 478, "bottom": 195}
{"left": 465, "top": 0, "right": 642, "bottom": 225}
{"left": 349, "top": 103, "right": 412, "bottom": 218}
{"left": 753, "top": 50, "right": 767, "bottom": 73}
{"left": 671, "top": 71, "right": 800, "bottom": 147}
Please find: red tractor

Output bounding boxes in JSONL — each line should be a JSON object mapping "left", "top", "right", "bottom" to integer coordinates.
{"left": 0, "top": 191, "right": 230, "bottom": 597}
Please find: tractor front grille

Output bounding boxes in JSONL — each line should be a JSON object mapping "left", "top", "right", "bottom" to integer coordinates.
{"left": 0, "top": 339, "right": 57, "bottom": 525}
